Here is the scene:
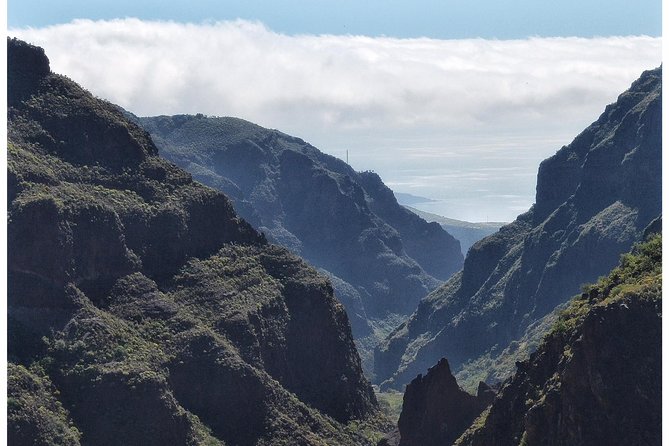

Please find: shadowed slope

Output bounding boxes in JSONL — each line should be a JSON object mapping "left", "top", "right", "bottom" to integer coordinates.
{"left": 456, "top": 234, "right": 661, "bottom": 446}
{"left": 137, "top": 112, "right": 464, "bottom": 372}
{"left": 8, "top": 37, "right": 379, "bottom": 446}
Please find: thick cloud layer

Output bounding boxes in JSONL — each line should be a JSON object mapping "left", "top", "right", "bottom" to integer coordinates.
{"left": 11, "top": 19, "right": 661, "bottom": 221}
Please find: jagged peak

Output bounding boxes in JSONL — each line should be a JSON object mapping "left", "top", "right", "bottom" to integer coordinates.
{"left": 8, "top": 38, "right": 51, "bottom": 106}
{"left": 8, "top": 37, "right": 50, "bottom": 78}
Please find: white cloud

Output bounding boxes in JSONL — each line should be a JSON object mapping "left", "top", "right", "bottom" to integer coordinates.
{"left": 10, "top": 19, "right": 662, "bottom": 221}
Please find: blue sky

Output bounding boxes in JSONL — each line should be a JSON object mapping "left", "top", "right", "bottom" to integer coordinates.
{"left": 8, "top": 0, "right": 661, "bottom": 38}
{"left": 9, "top": 2, "right": 663, "bottom": 221}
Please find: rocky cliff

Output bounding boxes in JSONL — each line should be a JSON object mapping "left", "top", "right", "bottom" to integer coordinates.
{"left": 396, "top": 359, "right": 494, "bottom": 446}
{"left": 456, "top": 233, "right": 661, "bottom": 446}
{"left": 136, "top": 113, "right": 463, "bottom": 372}
{"left": 7, "top": 38, "right": 380, "bottom": 445}
{"left": 375, "top": 67, "right": 662, "bottom": 388}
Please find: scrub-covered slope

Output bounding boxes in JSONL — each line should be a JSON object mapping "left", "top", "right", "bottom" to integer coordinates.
{"left": 7, "top": 37, "right": 379, "bottom": 446}
{"left": 456, "top": 233, "right": 661, "bottom": 446}
{"left": 137, "top": 113, "right": 463, "bottom": 370}
{"left": 375, "top": 67, "right": 661, "bottom": 388}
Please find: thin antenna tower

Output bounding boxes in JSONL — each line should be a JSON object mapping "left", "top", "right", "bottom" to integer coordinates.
{"left": 346, "top": 150, "right": 349, "bottom": 164}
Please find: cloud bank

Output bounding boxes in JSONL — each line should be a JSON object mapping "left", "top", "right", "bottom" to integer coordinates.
{"left": 10, "top": 19, "right": 662, "bottom": 221}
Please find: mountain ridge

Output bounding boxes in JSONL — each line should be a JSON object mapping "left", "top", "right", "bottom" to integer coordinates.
{"left": 136, "top": 112, "right": 464, "bottom": 372}
{"left": 456, "top": 233, "right": 661, "bottom": 445}
{"left": 375, "top": 66, "right": 662, "bottom": 389}
{"left": 7, "top": 37, "right": 382, "bottom": 445}
{"left": 388, "top": 232, "right": 661, "bottom": 446}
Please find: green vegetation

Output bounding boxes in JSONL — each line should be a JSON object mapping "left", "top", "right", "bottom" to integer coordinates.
{"left": 8, "top": 363, "right": 82, "bottom": 445}
{"left": 345, "top": 412, "right": 395, "bottom": 445}
{"left": 139, "top": 113, "right": 465, "bottom": 373}
{"left": 455, "top": 226, "right": 658, "bottom": 395}
{"left": 452, "top": 408, "right": 490, "bottom": 446}
{"left": 551, "top": 233, "right": 661, "bottom": 338}
{"left": 456, "top": 233, "right": 662, "bottom": 445}
{"left": 375, "top": 389, "right": 405, "bottom": 423}
{"left": 8, "top": 38, "right": 378, "bottom": 445}
{"left": 455, "top": 305, "right": 563, "bottom": 393}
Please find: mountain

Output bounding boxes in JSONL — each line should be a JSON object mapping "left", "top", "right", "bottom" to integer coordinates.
{"left": 375, "top": 67, "right": 662, "bottom": 389}
{"left": 388, "top": 233, "right": 661, "bottom": 446}
{"left": 402, "top": 206, "right": 504, "bottom": 255}
{"left": 456, "top": 233, "right": 661, "bottom": 446}
{"left": 135, "top": 114, "right": 464, "bottom": 372}
{"left": 394, "top": 359, "right": 495, "bottom": 446}
{"left": 7, "top": 38, "right": 382, "bottom": 445}
{"left": 454, "top": 302, "right": 566, "bottom": 392}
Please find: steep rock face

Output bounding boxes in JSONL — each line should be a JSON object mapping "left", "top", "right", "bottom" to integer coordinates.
{"left": 454, "top": 303, "right": 566, "bottom": 393}
{"left": 397, "top": 358, "right": 494, "bottom": 446}
{"left": 137, "top": 113, "right": 463, "bottom": 370}
{"left": 8, "top": 38, "right": 378, "bottom": 445}
{"left": 456, "top": 234, "right": 661, "bottom": 446}
{"left": 375, "top": 67, "right": 662, "bottom": 388}
{"left": 357, "top": 172, "right": 461, "bottom": 281}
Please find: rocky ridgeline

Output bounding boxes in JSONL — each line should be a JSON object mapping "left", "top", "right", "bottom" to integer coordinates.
{"left": 136, "top": 112, "right": 464, "bottom": 372}
{"left": 7, "top": 38, "right": 380, "bottom": 445}
{"left": 456, "top": 233, "right": 661, "bottom": 446}
{"left": 391, "top": 358, "right": 495, "bottom": 446}
{"left": 386, "top": 233, "right": 661, "bottom": 446}
{"left": 375, "top": 67, "right": 662, "bottom": 389}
